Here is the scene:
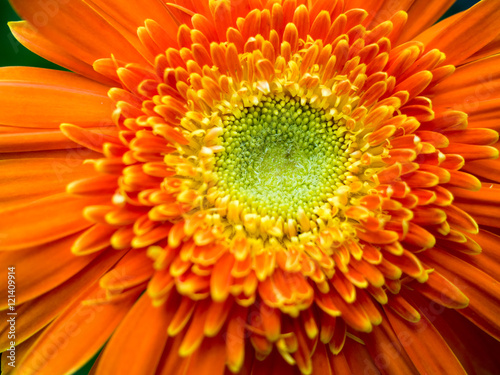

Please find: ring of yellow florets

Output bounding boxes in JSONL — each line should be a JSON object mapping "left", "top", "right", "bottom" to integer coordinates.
{"left": 167, "top": 45, "right": 399, "bottom": 250}
{"left": 215, "top": 95, "right": 353, "bottom": 231}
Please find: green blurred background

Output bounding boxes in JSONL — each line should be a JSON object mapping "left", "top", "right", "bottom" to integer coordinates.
{"left": 0, "top": 0, "right": 483, "bottom": 374}
{"left": 0, "top": 1, "right": 62, "bottom": 69}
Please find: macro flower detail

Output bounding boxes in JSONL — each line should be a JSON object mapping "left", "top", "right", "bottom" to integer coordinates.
{"left": 1, "top": 0, "right": 500, "bottom": 374}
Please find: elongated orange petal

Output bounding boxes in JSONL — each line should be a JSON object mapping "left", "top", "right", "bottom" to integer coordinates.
{"left": 385, "top": 306, "right": 467, "bottom": 375}
{"left": 96, "top": 293, "right": 172, "bottom": 375}
{"left": 10, "top": 0, "right": 148, "bottom": 66}
{"left": 0, "top": 158, "right": 95, "bottom": 210}
{"left": 362, "top": 317, "right": 420, "bottom": 375}
{"left": 8, "top": 21, "right": 115, "bottom": 85}
{"left": 226, "top": 305, "right": 248, "bottom": 373}
{"left": 422, "top": 251, "right": 500, "bottom": 340}
{"left": 416, "top": 301, "right": 500, "bottom": 374}
{"left": 1, "top": 329, "right": 44, "bottom": 375}
{"left": 399, "top": 0, "right": 456, "bottom": 43}
{"left": 417, "top": 0, "right": 500, "bottom": 65}
{"left": 341, "top": 337, "right": 381, "bottom": 374}
{"left": 0, "top": 232, "right": 98, "bottom": 309}
{"left": 14, "top": 283, "right": 140, "bottom": 375}
{"left": 83, "top": 0, "right": 178, "bottom": 54}
{"left": 454, "top": 229, "right": 500, "bottom": 280}
{"left": 414, "top": 269, "right": 469, "bottom": 309}
{"left": 210, "top": 252, "right": 234, "bottom": 301}
{"left": 0, "top": 193, "right": 109, "bottom": 251}
{"left": 182, "top": 336, "right": 227, "bottom": 375}
{"left": 60, "top": 124, "right": 119, "bottom": 153}
{"left": 0, "top": 126, "right": 79, "bottom": 153}
{"left": 0, "top": 67, "right": 113, "bottom": 128}
{"left": 0, "top": 249, "right": 123, "bottom": 350}
{"left": 100, "top": 249, "right": 154, "bottom": 291}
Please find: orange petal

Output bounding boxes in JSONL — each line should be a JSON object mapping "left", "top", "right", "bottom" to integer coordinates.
{"left": 10, "top": 0, "right": 148, "bottom": 66}
{"left": 292, "top": 320, "right": 314, "bottom": 374}
{"left": 334, "top": 293, "right": 373, "bottom": 333}
{"left": 0, "top": 249, "right": 123, "bottom": 350}
{"left": 441, "top": 143, "right": 498, "bottom": 161}
{"left": 356, "top": 229, "right": 399, "bottom": 244}
{"left": 178, "top": 300, "right": 211, "bottom": 356}
{"left": 328, "top": 350, "right": 351, "bottom": 374}
{"left": 183, "top": 336, "right": 227, "bottom": 375}
{"left": 71, "top": 223, "right": 117, "bottom": 255}
{"left": 8, "top": 21, "right": 115, "bottom": 85}
{"left": 455, "top": 229, "right": 500, "bottom": 280}
{"left": 66, "top": 175, "right": 119, "bottom": 196}
{"left": 260, "top": 304, "right": 282, "bottom": 342}
{"left": 414, "top": 268, "right": 469, "bottom": 309}
{"left": 226, "top": 305, "right": 248, "bottom": 373}
{"left": 1, "top": 329, "right": 44, "bottom": 375}
{"left": 462, "top": 158, "right": 500, "bottom": 183}
{"left": 398, "top": 0, "right": 458, "bottom": 43}
{"left": 417, "top": 0, "right": 500, "bottom": 65}
{"left": 394, "top": 71, "right": 433, "bottom": 101}
{"left": 0, "top": 126, "right": 79, "bottom": 153}
{"left": 100, "top": 249, "right": 154, "bottom": 291}
{"left": 444, "top": 169, "right": 481, "bottom": 191}
{"left": 96, "top": 293, "right": 172, "bottom": 375}
{"left": 385, "top": 305, "right": 467, "bottom": 375}
{"left": 0, "top": 158, "right": 95, "bottom": 210}
{"left": 0, "top": 232, "right": 98, "bottom": 310}
{"left": 311, "top": 343, "right": 332, "bottom": 375}
{"left": 83, "top": 0, "right": 178, "bottom": 55}
{"left": 203, "top": 297, "right": 233, "bottom": 337}
{"left": 465, "top": 32, "right": 500, "bottom": 63}
{"left": 386, "top": 294, "right": 421, "bottom": 323}
{"left": 328, "top": 318, "right": 346, "bottom": 355}
{"left": 212, "top": 0, "right": 232, "bottom": 41}
{"left": 385, "top": 249, "right": 427, "bottom": 281}
{"left": 0, "top": 67, "right": 113, "bottom": 128}
{"left": 293, "top": 5, "right": 310, "bottom": 41}
{"left": 155, "top": 333, "right": 191, "bottom": 375}
{"left": 416, "top": 300, "right": 500, "bottom": 374}
{"left": 362, "top": 317, "right": 420, "bottom": 375}
{"left": 60, "top": 124, "right": 119, "bottom": 153}
{"left": 167, "top": 297, "right": 196, "bottom": 336}
{"left": 438, "top": 226, "right": 481, "bottom": 250}
{"left": 15, "top": 282, "right": 140, "bottom": 375}
{"left": 449, "top": 185, "right": 500, "bottom": 229}
{"left": 442, "top": 204, "right": 479, "bottom": 234}
{"left": 422, "top": 250, "right": 500, "bottom": 340}
{"left": 0, "top": 193, "right": 107, "bottom": 251}
{"left": 444, "top": 128, "right": 498, "bottom": 145}
{"left": 210, "top": 252, "right": 235, "bottom": 302}
{"left": 431, "top": 54, "right": 500, "bottom": 109}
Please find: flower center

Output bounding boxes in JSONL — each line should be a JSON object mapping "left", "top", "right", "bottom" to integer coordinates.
{"left": 215, "top": 95, "right": 351, "bottom": 229}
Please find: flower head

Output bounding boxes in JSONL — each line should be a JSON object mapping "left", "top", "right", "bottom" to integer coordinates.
{"left": 1, "top": 0, "right": 500, "bottom": 374}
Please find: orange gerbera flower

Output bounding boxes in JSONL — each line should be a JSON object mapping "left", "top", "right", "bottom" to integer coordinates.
{"left": 1, "top": 0, "right": 500, "bottom": 374}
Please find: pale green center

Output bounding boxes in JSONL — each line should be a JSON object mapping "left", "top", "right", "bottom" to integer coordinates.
{"left": 215, "top": 96, "right": 349, "bottom": 220}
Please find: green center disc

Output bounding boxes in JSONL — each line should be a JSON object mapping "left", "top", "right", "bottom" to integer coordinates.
{"left": 215, "top": 95, "right": 350, "bottom": 221}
